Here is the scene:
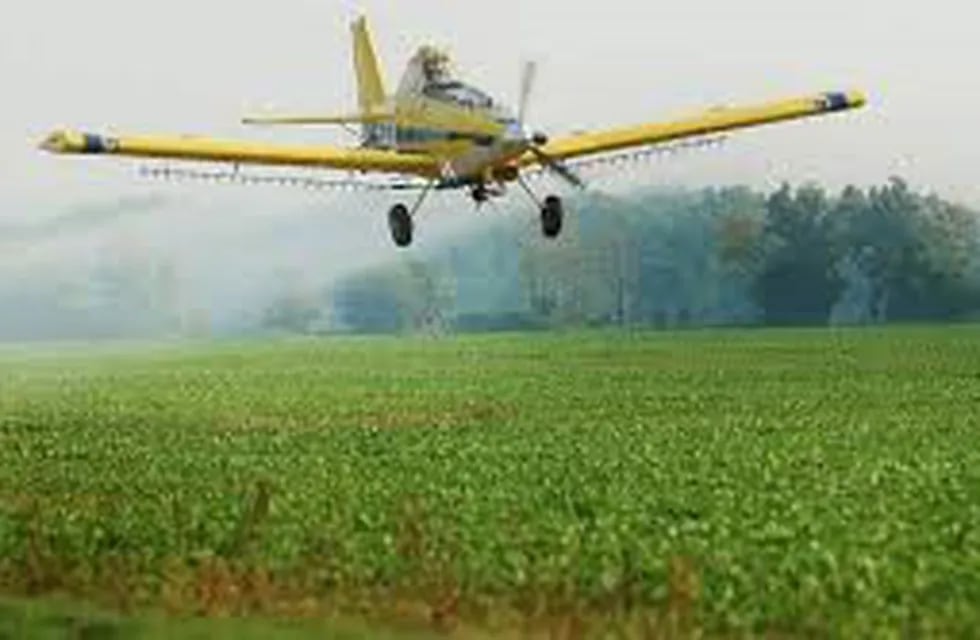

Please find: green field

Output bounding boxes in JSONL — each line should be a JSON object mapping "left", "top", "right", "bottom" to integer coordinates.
{"left": 1, "top": 327, "right": 978, "bottom": 637}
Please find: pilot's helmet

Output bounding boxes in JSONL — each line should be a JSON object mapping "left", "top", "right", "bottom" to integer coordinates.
{"left": 418, "top": 46, "right": 450, "bottom": 81}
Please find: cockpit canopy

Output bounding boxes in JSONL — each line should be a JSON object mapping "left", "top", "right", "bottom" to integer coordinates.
{"left": 398, "top": 46, "right": 507, "bottom": 116}
{"left": 422, "top": 81, "right": 494, "bottom": 110}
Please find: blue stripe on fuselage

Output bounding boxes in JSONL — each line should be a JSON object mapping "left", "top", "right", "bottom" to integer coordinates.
{"left": 396, "top": 127, "right": 495, "bottom": 147}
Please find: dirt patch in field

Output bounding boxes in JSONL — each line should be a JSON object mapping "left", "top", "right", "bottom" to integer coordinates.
{"left": 356, "top": 399, "right": 516, "bottom": 430}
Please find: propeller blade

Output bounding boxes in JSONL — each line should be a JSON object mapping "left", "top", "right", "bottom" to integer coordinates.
{"left": 516, "top": 58, "right": 583, "bottom": 189}
{"left": 518, "top": 60, "right": 538, "bottom": 126}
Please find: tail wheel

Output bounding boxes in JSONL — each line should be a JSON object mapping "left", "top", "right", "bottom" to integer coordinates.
{"left": 388, "top": 203, "right": 413, "bottom": 248}
{"left": 541, "top": 195, "right": 564, "bottom": 239}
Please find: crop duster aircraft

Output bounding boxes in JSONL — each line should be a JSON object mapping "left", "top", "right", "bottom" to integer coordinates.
{"left": 41, "top": 16, "right": 866, "bottom": 248}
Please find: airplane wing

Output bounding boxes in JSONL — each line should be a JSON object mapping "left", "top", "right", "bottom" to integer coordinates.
{"left": 39, "top": 130, "right": 442, "bottom": 178}
{"left": 522, "top": 91, "right": 867, "bottom": 167}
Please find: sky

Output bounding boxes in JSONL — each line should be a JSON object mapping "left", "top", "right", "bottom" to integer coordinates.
{"left": 1, "top": 0, "right": 978, "bottom": 216}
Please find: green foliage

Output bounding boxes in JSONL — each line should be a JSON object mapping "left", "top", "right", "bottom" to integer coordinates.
{"left": 0, "top": 596, "right": 432, "bottom": 639}
{"left": 4, "top": 179, "right": 977, "bottom": 341}
{"left": 843, "top": 178, "right": 980, "bottom": 320}
{"left": 331, "top": 258, "right": 454, "bottom": 335}
{"left": 753, "top": 183, "right": 844, "bottom": 324}
{"left": 333, "top": 179, "right": 980, "bottom": 334}
{"left": 1, "top": 328, "right": 978, "bottom": 635}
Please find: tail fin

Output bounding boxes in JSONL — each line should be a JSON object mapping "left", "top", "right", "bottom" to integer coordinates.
{"left": 351, "top": 16, "right": 387, "bottom": 113}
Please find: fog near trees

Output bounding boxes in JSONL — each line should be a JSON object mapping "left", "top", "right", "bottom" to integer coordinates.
{"left": 0, "top": 191, "right": 393, "bottom": 341}
{"left": 328, "top": 178, "right": 980, "bottom": 334}
{"left": 2, "top": 178, "right": 978, "bottom": 342}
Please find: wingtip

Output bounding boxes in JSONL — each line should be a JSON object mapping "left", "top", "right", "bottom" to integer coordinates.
{"left": 39, "top": 130, "right": 69, "bottom": 153}
{"left": 847, "top": 90, "right": 869, "bottom": 109}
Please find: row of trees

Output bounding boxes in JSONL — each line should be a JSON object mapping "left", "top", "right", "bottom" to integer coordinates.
{"left": 322, "top": 178, "right": 980, "bottom": 333}
{"left": 3, "top": 177, "right": 976, "bottom": 340}
{"left": 0, "top": 251, "right": 188, "bottom": 341}
{"left": 750, "top": 178, "right": 980, "bottom": 324}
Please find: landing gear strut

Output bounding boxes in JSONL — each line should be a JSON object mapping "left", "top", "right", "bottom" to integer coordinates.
{"left": 386, "top": 178, "right": 564, "bottom": 248}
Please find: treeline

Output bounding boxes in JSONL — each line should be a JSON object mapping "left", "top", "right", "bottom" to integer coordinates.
{"left": 314, "top": 177, "right": 980, "bottom": 334}
{"left": 2, "top": 177, "right": 977, "bottom": 341}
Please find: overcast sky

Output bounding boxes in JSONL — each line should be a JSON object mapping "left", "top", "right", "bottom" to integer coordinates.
{"left": 2, "top": 0, "right": 978, "bottom": 216}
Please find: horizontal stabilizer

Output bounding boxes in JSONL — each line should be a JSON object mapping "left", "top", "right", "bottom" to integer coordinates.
{"left": 243, "top": 103, "right": 508, "bottom": 140}
{"left": 242, "top": 112, "right": 392, "bottom": 126}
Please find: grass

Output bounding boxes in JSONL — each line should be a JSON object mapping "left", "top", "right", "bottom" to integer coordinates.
{"left": 0, "top": 596, "right": 435, "bottom": 639}
{"left": 0, "top": 326, "right": 978, "bottom": 637}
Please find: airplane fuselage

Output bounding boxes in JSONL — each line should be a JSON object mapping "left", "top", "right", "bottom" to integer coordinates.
{"left": 359, "top": 46, "right": 536, "bottom": 185}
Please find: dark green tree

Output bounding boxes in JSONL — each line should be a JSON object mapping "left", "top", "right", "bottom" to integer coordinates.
{"left": 753, "top": 183, "right": 844, "bottom": 325}
{"left": 329, "top": 179, "right": 980, "bottom": 334}
{"left": 840, "top": 177, "right": 980, "bottom": 321}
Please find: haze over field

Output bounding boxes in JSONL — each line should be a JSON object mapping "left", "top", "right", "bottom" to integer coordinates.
{"left": 1, "top": 0, "right": 979, "bottom": 339}
{"left": 4, "top": 0, "right": 979, "bottom": 211}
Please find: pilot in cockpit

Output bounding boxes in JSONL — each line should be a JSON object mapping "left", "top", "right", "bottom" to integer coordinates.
{"left": 419, "top": 47, "right": 452, "bottom": 84}
{"left": 419, "top": 53, "right": 493, "bottom": 110}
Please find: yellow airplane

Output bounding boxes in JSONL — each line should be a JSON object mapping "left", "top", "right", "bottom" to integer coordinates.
{"left": 41, "top": 16, "right": 866, "bottom": 248}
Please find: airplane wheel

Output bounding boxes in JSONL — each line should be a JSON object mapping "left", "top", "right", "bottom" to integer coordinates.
{"left": 388, "top": 203, "right": 413, "bottom": 248}
{"left": 541, "top": 195, "right": 563, "bottom": 239}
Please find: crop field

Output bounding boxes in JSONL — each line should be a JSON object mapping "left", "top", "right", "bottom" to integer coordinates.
{"left": 0, "top": 327, "right": 978, "bottom": 637}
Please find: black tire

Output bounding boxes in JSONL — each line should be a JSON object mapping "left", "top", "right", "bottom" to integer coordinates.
{"left": 388, "top": 204, "right": 413, "bottom": 248}
{"left": 541, "top": 195, "right": 563, "bottom": 239}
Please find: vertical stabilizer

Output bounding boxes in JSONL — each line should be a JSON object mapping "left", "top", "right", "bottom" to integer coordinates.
{"left": 351, "top": 16, "right": 387, "bottom": 113}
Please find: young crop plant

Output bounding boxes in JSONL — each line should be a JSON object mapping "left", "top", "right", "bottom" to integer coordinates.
{"left": 0, "top": 327, "right": 978, "bottom": 636}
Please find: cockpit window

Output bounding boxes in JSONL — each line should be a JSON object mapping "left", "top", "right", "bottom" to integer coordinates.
{"left": 423, "top": 81, "right": 494, "bottom": 109}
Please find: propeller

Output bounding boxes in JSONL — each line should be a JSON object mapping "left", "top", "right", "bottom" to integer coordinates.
{"left": 516, "top": 60, "right": 586, "bottom": 190}
{"left": 518, "top": 60, "right": 537, "bottom": 127}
